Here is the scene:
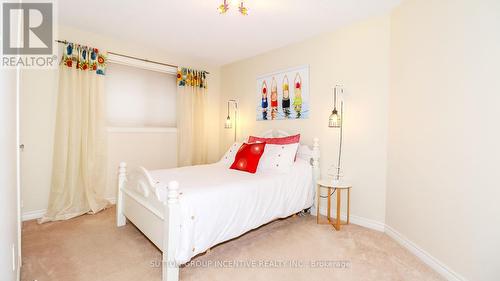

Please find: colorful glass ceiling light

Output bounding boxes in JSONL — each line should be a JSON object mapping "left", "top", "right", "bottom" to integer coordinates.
{"left": 218, "top": 0, "right": 248, "bottom": 16}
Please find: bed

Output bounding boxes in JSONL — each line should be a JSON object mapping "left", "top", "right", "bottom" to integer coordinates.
{"left": 116, "top": 130, "right": 320, "bottom": 281}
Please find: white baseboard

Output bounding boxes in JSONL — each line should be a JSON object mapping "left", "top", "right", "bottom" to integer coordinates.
{"left": 313, "top": 203, "right": 466, "bottom": 281}
{"left": 21, "top": 197, "right": 117, "bottom": 222}
{"left": 385, "top": 225, "right": 467, "bottom": 281}
{"left": 348, "top": 214, "right": 385, "bottom": 232}
{"left": 312, "top": 204, "right": 386, "bottom": 232}
{"left": 22, "top": 209, "right": 46, "bottom": 221}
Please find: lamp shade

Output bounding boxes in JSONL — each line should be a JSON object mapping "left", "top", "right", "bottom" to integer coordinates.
{"left": 329, "top": 109, "right": 341, "bottom": 128}
{"left": 224, "top": 116, "right": 232, "bottom": 129}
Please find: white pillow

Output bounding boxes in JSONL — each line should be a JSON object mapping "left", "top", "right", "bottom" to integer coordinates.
{"left": 258, "top": 143, "right": 299, "bottom": 173}
{"left": 219, "top": 142, "right": 242, "bottom": 166}
{"left": 296, "top": 144, "right": 312, "bottom": 161}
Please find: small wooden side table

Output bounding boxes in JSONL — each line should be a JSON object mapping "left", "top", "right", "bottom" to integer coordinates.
{"left": 316, "top": 179, "right": 352, "bottom": 231}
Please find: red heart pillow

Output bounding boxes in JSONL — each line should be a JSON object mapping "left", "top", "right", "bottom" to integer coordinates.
{"left": 230, "top": 143, "right": 266, "bottom": 174}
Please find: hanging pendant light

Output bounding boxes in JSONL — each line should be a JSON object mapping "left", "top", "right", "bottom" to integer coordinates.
{"left": 218, "top": 0, "right": 248, "bottom": 15}
{"left": 329, "top": 87, "right": 342, "bottom": 128}
{"left": 329, "top": 108, "right": 341, "bottom": 128}
{"left": 224, "top": 116, "right": 232, "bottom": 129}
{"left": 224, "top": 100, "right": 238, "bottom": 141}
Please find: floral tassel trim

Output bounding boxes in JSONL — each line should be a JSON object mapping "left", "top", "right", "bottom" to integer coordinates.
{"left": 62, "top": 42, "right": 107, "bottom": 75}
{"left": 177, "top": 67, "right": 208, "bottom": 89}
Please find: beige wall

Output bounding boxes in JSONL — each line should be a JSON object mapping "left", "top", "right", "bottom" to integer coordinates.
{"left": 220, "top": 15, "right": 391, "bottom": 224}
{"left": 387, "top": 0, "right": 500, "bottom": 280}
{"left": 20, "top": 25, "right": 221, "bottom": 214}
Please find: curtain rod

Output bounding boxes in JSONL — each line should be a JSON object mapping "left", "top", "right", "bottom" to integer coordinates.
{"left": 55, "top": 40, "right": 209, "bottom": 74}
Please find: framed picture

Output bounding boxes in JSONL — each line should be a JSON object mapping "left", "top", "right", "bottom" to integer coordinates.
{"left": 256, "top": 65, "right": 310, "bottom": 121}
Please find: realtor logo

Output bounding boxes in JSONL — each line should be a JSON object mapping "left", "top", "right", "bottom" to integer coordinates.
{"left": 2, "top": 2, "right": 53, "bottom": 55}
{"left": 1, "top": 1, "right": 56, "bottom": 68}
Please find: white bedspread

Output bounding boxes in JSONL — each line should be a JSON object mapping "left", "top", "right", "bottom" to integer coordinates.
{"left": 149, "top": 158, "right": 314, "bottom": 263}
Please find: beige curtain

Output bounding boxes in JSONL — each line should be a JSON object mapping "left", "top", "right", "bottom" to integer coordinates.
{"left": 177, "top": 68, "right": 208, "bottom": 166}
{"left": 39, "top": 43, "right": 109, "bottom": 223}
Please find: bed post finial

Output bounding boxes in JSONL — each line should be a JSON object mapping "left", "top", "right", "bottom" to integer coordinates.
{"left": 167, "top": 181, "right": 180, "bottom": 204}
{"left": 119, "top": 162, "right": 127, "bottom": 178}
{"left": 312, "top": 137, "right": 320, "bottom": 168}
{"left": 311, "top": 138, "right": 320, "bottom": 215}
{"left": 116, "top": 162, "right": 127, "bottom": 227}
{"left": 163, "top": 181, "right": 180, "bottom": 281}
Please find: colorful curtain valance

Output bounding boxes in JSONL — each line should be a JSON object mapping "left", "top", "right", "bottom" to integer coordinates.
{"left": 61, "top": 42, "right": 107, "bottom": 75}
{"left": 177, "top": 67, "right": 208, "bottom": 89}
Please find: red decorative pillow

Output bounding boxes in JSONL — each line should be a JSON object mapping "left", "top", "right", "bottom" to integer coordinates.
{"left": 248, "top": 134, "right": 300, "bottom": 145}
{"left": 230, "top": 143, "right": 267, "bottom": 174}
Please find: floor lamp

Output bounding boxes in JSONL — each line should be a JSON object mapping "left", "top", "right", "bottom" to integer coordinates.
{"left": 328, "top": 85, "right": 344, "bottom": 183}
{"left": 224, "top": 99, "right": 238, "bottom": 142}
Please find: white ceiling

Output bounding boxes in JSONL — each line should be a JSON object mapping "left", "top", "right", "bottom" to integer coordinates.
{"left": 58, "top": 0, "right": 401, "bottom": 66}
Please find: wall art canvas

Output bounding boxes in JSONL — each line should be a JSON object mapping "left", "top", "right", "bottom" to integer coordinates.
{"left": 256, "top": 65, "right": 310, "bottom": 121}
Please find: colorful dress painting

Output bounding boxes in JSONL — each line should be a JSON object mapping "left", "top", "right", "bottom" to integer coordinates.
{"left": 261, "top": 81, "right": 269, "bottom": 120}
{"left": 282, "top": 75, "right": 291, "bottom": 118}
{"left": 270, "top": 77, "right": 278, "bottom": 120}
{"left": 293, "top": 73, "right": 303, "bottom": 118}
{"left": 256, "top": 65, "right": 309, "bottom": 121}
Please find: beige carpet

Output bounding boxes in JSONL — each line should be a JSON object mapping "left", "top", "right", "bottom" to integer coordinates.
{"left": 22, "top": 207, "right": 443, "bottom": 281}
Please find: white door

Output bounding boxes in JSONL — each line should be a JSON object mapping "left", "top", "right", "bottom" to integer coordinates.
{"left": 0, "top": 68, "right": 21, "bottom": 280}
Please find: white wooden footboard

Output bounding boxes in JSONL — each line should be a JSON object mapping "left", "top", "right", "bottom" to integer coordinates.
{"left": 116, "top": 162, "right": 180, "bottom": 281}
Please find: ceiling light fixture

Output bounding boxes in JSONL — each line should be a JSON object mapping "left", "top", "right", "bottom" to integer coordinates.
{"left": 218, "top": 0, "right": 248, "bottom": 16}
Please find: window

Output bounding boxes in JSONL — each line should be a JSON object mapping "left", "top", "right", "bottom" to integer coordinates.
{"left": 105, "top": 62, "right": 177, "bottom": 127}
